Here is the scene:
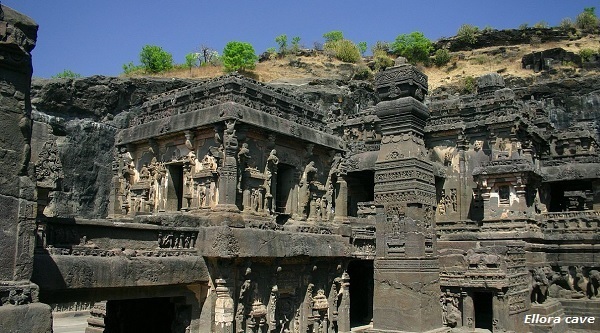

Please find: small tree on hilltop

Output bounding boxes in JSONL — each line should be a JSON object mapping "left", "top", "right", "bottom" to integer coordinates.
{"left": 390, "top": 31, "right": 433, "bottom": 64}
{"left": 576, "top": 7, "right": 599, "bottom": 31}
{"left": 222, "top": 41, "right": 258, "bottom": 72}
{"left": 275, "top": 34, "right": 288, "bottom": 55}
{"left": 139, "top": 45, "right": 173, "bottom": 73}
{"left": 323, "top": 30, "right": 344, "bottom": 45}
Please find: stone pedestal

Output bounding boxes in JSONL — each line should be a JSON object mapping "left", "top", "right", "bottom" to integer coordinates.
{"left": 528, "top": 300, "right": 568, "bottom": 333}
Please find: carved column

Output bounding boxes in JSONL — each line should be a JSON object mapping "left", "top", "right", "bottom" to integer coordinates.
{"left": 215, "top": 121, "right": 240, "bottom": 212}
{"left": 214, "top": 278, "right": 235, "bottom": 333}
{"left": 372, "top": 63, "right": 442, "bottom": 332}
{"left": 86, "top": 301, "right": 107, "bottom": 333}
{"left": 0, "top": 5, "right": 52, "bottom": 332}
{"left": 334, "top": 175, "right": 349, "bottom": 223}
{"left": 337, "top": 272, "right": 351, "bottom": 333}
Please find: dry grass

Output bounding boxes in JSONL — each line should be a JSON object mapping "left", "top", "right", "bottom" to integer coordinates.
{"left": 123, "top": 35, "right": 600, "bottom": 89}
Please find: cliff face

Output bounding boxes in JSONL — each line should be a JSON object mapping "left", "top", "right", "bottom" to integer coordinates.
{"left": 30, "top": 73, "right": 600, "bottom": 219}
{"left": 30, "top": 76, "right": 196, "bottom": 218}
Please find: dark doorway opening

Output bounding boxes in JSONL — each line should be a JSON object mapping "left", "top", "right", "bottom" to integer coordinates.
{"left": 105, "top": 297, "right": 177, "bottom": 333}
{"left": 167, "top": 165, "right": 184, "bottom": 211}
{"left": 346, "top": 171, "right": 375, "bottom": 217}
{"left": 473, "top": 292, "right": 493, "bottom": 330}
{"left": 348, "top": 260, "right": 374, "bottom": 327}
{"left": 275, "top": 163, "right": 295, "bottom": 214}
{"left": 548, "top": 180, "right": 592, "bottom": 212}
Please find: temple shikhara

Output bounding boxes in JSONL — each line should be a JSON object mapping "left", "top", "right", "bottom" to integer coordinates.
{"left": 1, "top": 4, "right": 599, "bottom": 333}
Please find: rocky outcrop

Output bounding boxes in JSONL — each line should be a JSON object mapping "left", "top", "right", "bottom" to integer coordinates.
{"left": 30, "top": 76, "right": 198, "bottom": 218}
{"left": 434, "top": 27, "right": 576, "bottom": 52}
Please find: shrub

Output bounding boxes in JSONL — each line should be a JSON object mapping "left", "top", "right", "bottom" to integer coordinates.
{"left": 222, "top": 41, "right": 258, "bottom": 72}
{"left": 579, "top": 48, "right": 596, "bottom": 61}
{"left": 434, "top": 49, "right": 451, "bottom": 67}
{"left": 275, "top": 34, "right": 288, "bottom": 54}
{"left": 390, "top": 31, "right": 433, "bottom": 64}
{"left": 482, "top": 25, "right": 494, "bottom": 33}
{"left": 52, "top": 69, "right": 81, "bottom": 78}
{"left": 139, "top": 45, "right": 173, "bottom": 73}
{"left": 323, "top": 30, "right": 344, "bottom": 44}
{"left": 519, "top": 23, "right": 529, "bottom": 30}
{"left": 373, "top": 50, "right": 394, "bottom": 71}
{"left": 122, "top": 62, "right": 143, "bottom": 75}
{"left": 371, "top": 41, "right": 390, "bottom": 54}
{"left": 358, "top": 41, "right": 367, "bottom": 56}
{"left": 266, "top": 47, "right": 277, "bottom": 60}
{"left": 326, "top": 39, "right": 361, "bottom": 63}
{"left": 462, "top": 76, "right": 476, "bottom": 94}
{"left": 456, "top": 24, "right": 479, "bottom": 45}
{"left": 353, "top": 65, "right": 373, "bottom": 80}
{"left": 559, "top": 17, "right": 575, "bottom": 30}
{"left": 576, "top": 7, "right": 598, "bottom": 31}
{"left": 533, "top": 21, "right": 549, "bottom": 28}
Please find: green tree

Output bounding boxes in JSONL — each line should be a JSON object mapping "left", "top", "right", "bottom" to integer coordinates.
{"left": 185, "top": 52, "right": 199, "bottom": 69}
{"left": 139, "top": 45, "right": 173, "bottom": 73}
{"left": 323, "top": 30, "right": 344, "bottom": 44}
{"left": 390, "top": 31, "right": 433, "bottom": 64}
{"left": 576, "top": 7, "right": 598, "bottom": 31}
{"left": 275, "top": 34, "right": 288, "bottom": 54}
{"left": 52, "top": 69, "right": 81, "bottom": 78}
{"left": 291, "top": 36, "right": 301, "bottom": 53}
{"left": 222, "top": 41, "right": 258, "bottom": 72}
{"left": 358, "top": 41, "right": 367, "bottom": 56}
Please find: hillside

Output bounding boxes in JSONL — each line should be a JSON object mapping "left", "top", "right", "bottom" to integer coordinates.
{"left": 122, "top": 28, "right": 600, "bottom": 95}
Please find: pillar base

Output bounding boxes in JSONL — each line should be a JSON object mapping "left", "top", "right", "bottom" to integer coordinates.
{"left": 0, "top": 302, "right": 53, "bottom": 333}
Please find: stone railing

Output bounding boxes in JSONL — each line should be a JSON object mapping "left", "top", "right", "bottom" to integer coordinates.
{"left": 541, "top": 210, "right": 600, "bottom": 232}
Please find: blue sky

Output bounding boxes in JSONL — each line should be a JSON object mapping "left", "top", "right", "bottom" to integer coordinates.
{"left": 3, "top": 1, "right": 598, "bottom": 78}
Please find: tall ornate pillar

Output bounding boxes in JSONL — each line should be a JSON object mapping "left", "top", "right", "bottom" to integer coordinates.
{"left": 0, "top": 5, "right": 52, "bottom": 332}
{"left": 337, "top": 272, "right": 351, "bottom": 333}
{"left": 215, "top": 119, "right": 240, "bottom": 212}
{"left": 371, "top": 61, "right": 442, "bottom": 332}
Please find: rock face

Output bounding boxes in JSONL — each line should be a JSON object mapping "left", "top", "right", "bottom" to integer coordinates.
{"left": 30, "top": 76, "right": 196, "bottom": 218}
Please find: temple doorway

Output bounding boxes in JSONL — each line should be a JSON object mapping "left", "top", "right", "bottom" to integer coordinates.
{"left": 473, "top": 292, "right": 493, "bottom": 330}
{"left": 346, "top": 171, "right": 375, "bottom": 217}
{"left": 348, "top": 260, "right": 374, "bottom": 327}
{"left": 167, "top": 165, "right": 184, "bottom": 211}
{"left": 104, "top": 297, "right": 188, "bottom": 333}
{"left": 276, "top": 163, "right": 295, "bottom": 214}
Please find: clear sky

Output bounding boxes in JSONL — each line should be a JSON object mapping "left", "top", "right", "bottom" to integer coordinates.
{"left": 3, "top": 1, "right": 598, "bottom": 78}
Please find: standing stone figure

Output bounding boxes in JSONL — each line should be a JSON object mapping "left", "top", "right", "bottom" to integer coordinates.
{"left": 263, "top": 149, "right": 279, "bottom": 213}
{"left": 299, "top": 161, "right": 318, "bottom": 219}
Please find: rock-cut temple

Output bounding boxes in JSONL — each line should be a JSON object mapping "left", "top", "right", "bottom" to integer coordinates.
{"left": 1, "top": 5, "right": 599, "bottom": 333}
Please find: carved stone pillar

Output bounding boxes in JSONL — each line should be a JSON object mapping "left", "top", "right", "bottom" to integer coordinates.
{"left": 337, "top": 272, "right": 351, "bottom": 333}
{"left": 0, "top": 5, "right": 52, "bottom": 332}
{"left": 371, "top": 63, "right": 442, "bottom": 333}
{"left": 214, "top": 278, "right": 234, "bottom": 333}
{"left": 334, "top": 175, "right": 349, "bottom": 223}
{"left": 215, "top": 121, "right": 240, "bottom": 212}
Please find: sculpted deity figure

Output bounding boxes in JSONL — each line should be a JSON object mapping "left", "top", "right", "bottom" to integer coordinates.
{"left": 440, "top": 290, "right": 460, "bottom": 327}
{"left": 237, "top": 143, "right": 251, "bottom": 193}
{"left": 531, "top": 267, "right": 549, "bottom": 304}
{"left": 202, "top": 150, "right": 218, "bottom": 171}
{"left": 263, "top": 149, "right": 279, "bottom": 213}
{"left": 299, "top": 161, "right": 318, "bottom": 219}
{"left": 473, "top": 140, "right": 484, "bottom": 152}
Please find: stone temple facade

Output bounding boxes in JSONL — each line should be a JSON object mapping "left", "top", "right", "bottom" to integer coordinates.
{"left": 1, "top": 6, "right": 600, "bottom": 333}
